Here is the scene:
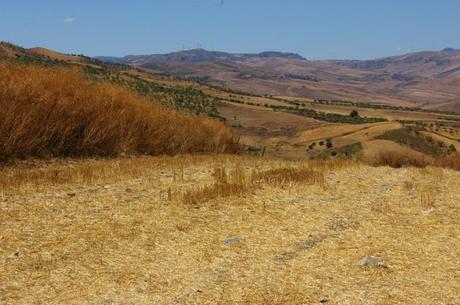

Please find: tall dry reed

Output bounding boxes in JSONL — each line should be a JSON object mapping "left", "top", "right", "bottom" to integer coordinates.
{"left": 0, "top": 62, "right": 240, "bottom": 161}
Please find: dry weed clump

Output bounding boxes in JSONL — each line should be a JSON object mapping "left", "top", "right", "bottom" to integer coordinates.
{"left": 252, "top": 167, "right": 324, "bottom": 188}
{"left": 183, "top": 166, "right": 324, "bottom": 205}
{"left": 373, "top": 151, "right": 431, "bottom": 168}
{"left": 0, "top": 62, "right": 240, "bottom": 161}
{"left": 373, "top": 150, "right": 460, "bottom": 171}
{"left": 183, "top": 167, "right": 250, "bottom": 205}
{"left": 434, "top": 153, "right": 460, "bottom": 170}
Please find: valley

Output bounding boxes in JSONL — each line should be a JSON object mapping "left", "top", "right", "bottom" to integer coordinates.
{"left": 1, "top": 40, "right": 460, "bottom": 305}
{"left": 3, "top": 41, "right": 460, "bottom": 162}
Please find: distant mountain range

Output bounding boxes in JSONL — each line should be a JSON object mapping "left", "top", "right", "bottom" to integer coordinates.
{"left": 97, "top": 48, "right": 460, "bottom": 112}
{"left": 98, "top": 49, "right": 306, "bottom": 65}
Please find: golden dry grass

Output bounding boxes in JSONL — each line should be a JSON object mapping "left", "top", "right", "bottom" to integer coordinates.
{"left": 0, "top": 62, "right": 239, "bottom": 161}
{"left": 1, "top": 155, "right": 459, "bottom": 304}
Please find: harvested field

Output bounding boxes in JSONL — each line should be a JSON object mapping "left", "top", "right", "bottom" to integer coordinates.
{"left": 1, "top": 156, "right": 459, "bottom": 304}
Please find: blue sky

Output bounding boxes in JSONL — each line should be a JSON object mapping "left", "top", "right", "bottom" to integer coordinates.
{"left": 1, "top": 0, "right": 460, "bottom": 59}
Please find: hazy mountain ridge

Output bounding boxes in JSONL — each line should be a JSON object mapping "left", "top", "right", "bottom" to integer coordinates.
{"left": 98, "top": 48, "right": 460, "bottom": 112}
{"left": 98, "top": 49, "right": 307, "bottom": 64}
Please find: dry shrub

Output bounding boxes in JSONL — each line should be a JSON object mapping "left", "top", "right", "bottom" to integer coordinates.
{"left": 434, "top": 153, "right": 460, "bottom": 170}
{"left": 310, "top": 158, "right": 355, "bottom": 172}
{"left": 419, "top": 191, "right": 437, "bottom": 208}
{"left": 402, "top": 180, "right": 415, "bottom": 192}
{"left": 373, "top": 151, "right": 460, "bottom": 171}
{"left": 372, "top": 151, "right": 431, "bottom": 168}
{"left": 183, "top": 166, "right": 324, "bottom": 205}
{"left": 183, "top": 167, "right": 250, "bottom": 205}
{"left": 0, "top": 62, "right": 240, "bottom": 161}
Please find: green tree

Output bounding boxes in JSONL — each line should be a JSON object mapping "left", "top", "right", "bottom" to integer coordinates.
{"left": 350, "top": 110, "right": 359, "bottom": 118}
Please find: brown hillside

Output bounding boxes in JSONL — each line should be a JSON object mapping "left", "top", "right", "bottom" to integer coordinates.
{"left": 28, "top": 47, "right": 85, "bottom": 63}
{"left": 107, "top": 49, "right": 460, "bottom": 111}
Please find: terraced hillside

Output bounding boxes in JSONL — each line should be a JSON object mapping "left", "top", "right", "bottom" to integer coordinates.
{"left": 213, "top": 94, "right": 460, "bottom": 160}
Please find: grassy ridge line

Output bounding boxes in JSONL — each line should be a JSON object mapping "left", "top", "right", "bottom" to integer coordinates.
{"left": 0, "top": 62, "right": 240, "bottom": 161}
{"left": 1, "top": 41, "right": 223, "bottom": 119}
{"left": 83, "top": 65, "right": 224, "bottom": 119}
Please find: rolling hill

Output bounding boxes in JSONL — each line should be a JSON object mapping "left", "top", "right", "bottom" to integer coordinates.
{"left": 3, "top": 41, "right": 460, "bottom": 162}
{"left": 99, "top": 48, "right": 460, "bottom": 112}
{"left": 0, "top": 42, "right": 240, "bottom": 160}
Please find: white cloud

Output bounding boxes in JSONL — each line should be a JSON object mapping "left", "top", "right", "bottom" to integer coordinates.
{"left": 63, "top": 17, "right": 76, "bottom": 23}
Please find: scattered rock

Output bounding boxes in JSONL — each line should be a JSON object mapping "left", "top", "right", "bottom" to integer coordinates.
{"left": 67, "top": 193, "right": 76, "bottom": 197}
{"left": 422, "top": 208, "right": 435, "bottom": 215}
{"left": 8, "top": 251, "right": 19, "bottom": 258}
{"left": 103, "top": 185, "right": 110, "bottom": 189}
{"left": 358, "top": 256, "right": 387, "bottom": 267}
{"left": 319, "top": 297, "right": 329, "bottom": 303}
{"left": 223, "top": 236, "right": 243, "bottom": 245}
